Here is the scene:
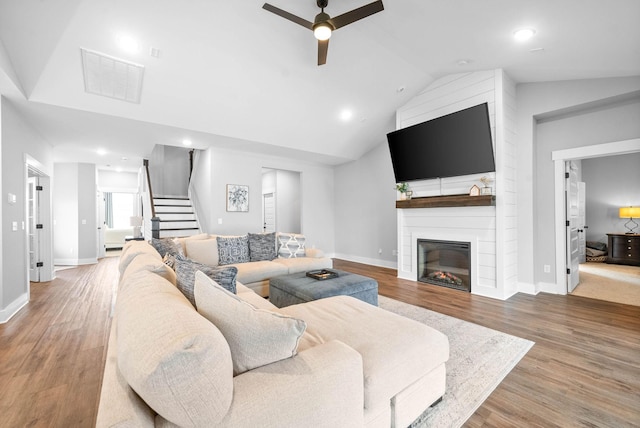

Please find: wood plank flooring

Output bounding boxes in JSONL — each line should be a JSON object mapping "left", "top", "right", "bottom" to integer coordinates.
{"left": 1, "top": 257, "right": 638, "bottom": 427}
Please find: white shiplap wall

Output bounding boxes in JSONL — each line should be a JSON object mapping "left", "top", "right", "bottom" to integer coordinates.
{"left": 395, "top": 70, "right": 518, "bottom": 300}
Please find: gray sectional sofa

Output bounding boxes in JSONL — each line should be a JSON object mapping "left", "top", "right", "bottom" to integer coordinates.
{"left": 97, "top": 239, "right": 449, "bottom": 427}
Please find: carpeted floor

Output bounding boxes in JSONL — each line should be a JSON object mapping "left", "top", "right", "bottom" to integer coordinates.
{"left": 378, "top": 296, "right": 534, "bottom": 428}
{"left": 572, "top": 262, "right": 640, "bottom": 306}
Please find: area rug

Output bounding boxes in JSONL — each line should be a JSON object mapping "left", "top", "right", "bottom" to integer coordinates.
{"left": 378, "top": 296, "right": 534, "bottom": 428}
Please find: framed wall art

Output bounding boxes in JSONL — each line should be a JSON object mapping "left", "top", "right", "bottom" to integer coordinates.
{"left": 226, "top": 184, "right": 249, "bottom": 212}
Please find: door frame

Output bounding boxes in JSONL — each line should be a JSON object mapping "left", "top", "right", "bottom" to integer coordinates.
{"left": 24, "top": 155, "right": 54, "bottom": 286}
{"left": 552, "top": 138, "right": 640, "bottom": 294}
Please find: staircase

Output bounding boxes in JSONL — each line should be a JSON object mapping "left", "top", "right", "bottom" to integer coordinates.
{"left": 152, "top": 197, "right": 200, "bottom": 238}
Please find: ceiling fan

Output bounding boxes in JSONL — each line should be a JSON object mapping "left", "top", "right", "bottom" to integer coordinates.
{"left": 262, "top": 0, "right": 384, "bottom": 65}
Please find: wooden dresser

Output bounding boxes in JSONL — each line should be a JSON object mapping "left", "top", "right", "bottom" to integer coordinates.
{"left": 607, "top": 233, "right": 640, "bottom": 266}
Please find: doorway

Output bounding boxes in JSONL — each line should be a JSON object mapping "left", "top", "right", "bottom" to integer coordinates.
{"left": 552, "top": 138, "right": 640, "bottom": 295}
{"left": 261, "top": 168, "right": 301, "bottom": 234}
{"left": 25, "top": 157, "right": 53, "bottom": 284}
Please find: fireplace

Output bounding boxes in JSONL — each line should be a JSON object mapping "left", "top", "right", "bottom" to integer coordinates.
{"left": 417, "top": 239, "right": 471, "bottom": 292}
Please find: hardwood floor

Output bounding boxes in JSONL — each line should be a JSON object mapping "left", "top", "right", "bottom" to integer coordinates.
{"left": 1, "top": 257, "right": 638, "bottom": 427}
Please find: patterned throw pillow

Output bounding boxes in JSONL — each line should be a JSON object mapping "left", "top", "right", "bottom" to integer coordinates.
{"left": 174, "top": 255, "right": 238, "bottom": 307}
{"left": 248, "top": 232, "right": 277, "bottom": 262}
{"left": 151, "top": 238, "right": 184, "bottom": 258}
{"left": 277, "top": 233, "right": 306, "bottom": 258}
{"left": 217, "top": 235, "right": 250, "bottom": 265}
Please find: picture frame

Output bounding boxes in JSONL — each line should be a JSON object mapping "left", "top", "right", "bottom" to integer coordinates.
{"left": 226, "top": 184, "right": 249, "bottom": 212}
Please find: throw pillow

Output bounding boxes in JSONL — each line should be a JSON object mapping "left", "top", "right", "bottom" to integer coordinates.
{"left": 194, "top": 271, "right": 306, "bottom": 376}
{"left": 217, "top": 235, "right": 250, "bottom": 265}
{"left": 277, "top": 232, "right": 306, "bottom": 258}
{"left": 174, "top": 255, "right": 238, "bottom": 307}
{"left": 185, "top": 237, "right": 219, "bottom": 266}
{"left": 248, "top": 232, "right": 277, "bottom": 262}
{"left": 151, "top": 237, "right": 184, "bottom": 258}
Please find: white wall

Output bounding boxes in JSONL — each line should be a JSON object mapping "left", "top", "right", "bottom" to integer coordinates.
{"left": 191, "top": 147, "right": 335, "bottom": 253}
{"left": 333, "top": 142, "right": 398, "bottom": 268}
{"left": 582, "top": 153, "right": 640, "bottom": 242}
{"left": 149, "top": 145, "right": 191, "bottom": 197}
{"left": 516, "top": 78, "right": 640, "bottom": 292}
{"left": 1, "top": 97, "right": 54, "bottom": 322}
{"left": 98, "top": 169, "right": 138, "bottom": 192}
{"left": 275, "top": 169, "right": 300, "bottom": 233}
{"left": 53, "top": 162, "right": 98, "bottom": 265}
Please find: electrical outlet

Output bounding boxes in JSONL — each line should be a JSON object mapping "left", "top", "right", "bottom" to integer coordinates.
{"left": 543, "top": 264, "right": 551, "bottom": 273}
{"left": 378, "top": 248, "right": 382, "bottom": 254}
{"left": 392, "top": 249, "right": 398, "bottom": 256}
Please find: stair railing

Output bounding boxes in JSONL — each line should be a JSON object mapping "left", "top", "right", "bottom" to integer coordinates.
{"left": 142, "top": 159, "right": 160, "bottom": 239}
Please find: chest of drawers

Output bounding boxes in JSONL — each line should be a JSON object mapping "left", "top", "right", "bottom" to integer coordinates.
{"left": 607, "top": 234, "right": 640, "bottom": 266}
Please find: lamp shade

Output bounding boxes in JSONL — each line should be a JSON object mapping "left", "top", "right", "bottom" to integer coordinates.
{"left": 129, "top": 216, "right": 143, "bottom": 227}
{"left": 619, "top": 206, "right": 640, "bottom": 219}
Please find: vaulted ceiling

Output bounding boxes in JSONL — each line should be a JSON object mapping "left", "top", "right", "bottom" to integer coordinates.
{"left": 1, "top": 0, "right": 639, "bottom": 171}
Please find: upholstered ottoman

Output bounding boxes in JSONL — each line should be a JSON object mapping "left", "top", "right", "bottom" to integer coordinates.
{"left": 269, "top": 269, "right": 378, "bottom": 308}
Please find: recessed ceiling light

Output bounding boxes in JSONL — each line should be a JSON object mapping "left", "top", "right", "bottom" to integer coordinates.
{"left": 396, "top": 86, "right": 405, "bottom": 93}
{"left": 182, "top": 139, "right": 192, "bottom": 146}
{"left": 97, "top": 148, "right": 107, "bottom": 156}
{"left": 117, "top": 34, "right": 140, "bottom": 54}
{"left": 513, "top": 28, "right": 536, "bottom": 42}
{"left": 340, "top": 109, "right": 353, "bottom": 121}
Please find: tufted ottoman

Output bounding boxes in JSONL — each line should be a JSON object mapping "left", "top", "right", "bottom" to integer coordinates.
{"left": 269, "top": 269, "right": 378, "bottom": 308}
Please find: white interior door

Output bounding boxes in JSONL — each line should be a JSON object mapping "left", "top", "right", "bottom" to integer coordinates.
{"left": 263, "top": 193, "right": 275, "bottom": 233}
{"left": 27, "top": 177, "right": 40, "bottom": 282}
{"left": 566, "top": 161, "right": 580, "bottom": 292}
{"left": 578, "top": 182, "right": 586, "bottom": 263}
{"left": 97, "top": 190, "right": 106, "bottom": 258}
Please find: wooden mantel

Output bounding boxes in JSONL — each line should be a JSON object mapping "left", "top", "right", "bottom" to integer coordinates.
{"left": 396, "top": 194, "right": 495, "bottom": 209}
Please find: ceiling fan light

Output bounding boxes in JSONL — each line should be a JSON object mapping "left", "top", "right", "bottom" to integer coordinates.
{"left": 313, "top": 23, "right": 332, "bottom": 40}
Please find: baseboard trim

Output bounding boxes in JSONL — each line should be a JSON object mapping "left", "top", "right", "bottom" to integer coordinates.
{"left": 332, "top": 253, "right": 397, "bottom": 270}
{"left": 518, "top": 282, "right": 539, "bottom": 295}
{"left": 538, "top": 281, "right": 563, "bottom": 295}
{"left": 54, "top": 258, "right": 98, "bottom": 266}
{"left": 0, "top": 293, "right": 29, "bottom": 324}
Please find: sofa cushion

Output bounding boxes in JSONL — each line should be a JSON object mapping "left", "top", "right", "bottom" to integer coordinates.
{"left": 272, "top": 256, "right": 332, "bottom": 274}
{"left": 248, "top": 232, "right": 277, "bottom": 262}
{"left": 194, "top": 271, "right": 306, "bottom": 376}
{"left": 174, "top": 255, "right": 237, "bottom": 306}
{"left": 151, "top": 237, "right": 184, "bottom": 258}
{"left": 230, "top": 260, "right": 288, "bottom": 285}
{"left": 277, "top": 232, "right": 306, "bottom": 258}
{"left": 119, "top": 240, "right": 160, "bottom": 276}
{"left": 185, "top": 237, "right": 219, "bottom": 266}
{"left": 217, "top": 235, "right": 250, "bottom": 265}
{"left": 176, "top": 233, "right": 209, "bottom": 253}
{"left": 122, "top": 252, "right": 177, "bottom": 286}
{"left": 278, "top": 296, "right": 449, "bottom": 412}
{"left": 116, "top": 270, "right": 234, "bottom": 427}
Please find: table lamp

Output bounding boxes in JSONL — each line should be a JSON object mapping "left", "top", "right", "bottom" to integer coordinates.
{"left": 130, "top": 216, "right": 143, "bottom": 238}
{"left": 619, "top": 206, "right": 640, "bottom": 234}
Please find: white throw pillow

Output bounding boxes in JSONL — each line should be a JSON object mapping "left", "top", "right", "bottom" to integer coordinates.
{"left": 194, "top": 271, "right": 306, "bottom": 375}
{"left": 185, "top": 237, "right": 219, "bottom": 266}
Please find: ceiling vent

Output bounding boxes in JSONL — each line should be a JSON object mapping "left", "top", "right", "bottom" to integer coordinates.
{"left": 80, "top": 48, "right": 144, "bottom": 103}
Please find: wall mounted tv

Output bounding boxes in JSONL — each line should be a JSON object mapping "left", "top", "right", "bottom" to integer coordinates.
{"left": 387, "top": 102, "right": 495, "bottom": 183}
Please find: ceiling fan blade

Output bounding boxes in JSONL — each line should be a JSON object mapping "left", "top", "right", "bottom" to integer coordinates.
{"left": 262, "top": 3, "right": 313, "bottom": 30}
{"left": 317, "top": 39, "right": 329, "bottom": 65}
{"left": 330, "top": 0, "right": 384, "bottom": 29}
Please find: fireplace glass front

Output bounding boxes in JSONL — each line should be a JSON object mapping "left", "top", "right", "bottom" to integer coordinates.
{"left": 417, "top": 239, "right": 471, "bottom": 292}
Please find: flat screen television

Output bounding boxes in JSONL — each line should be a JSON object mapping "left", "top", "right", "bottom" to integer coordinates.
{"left": 387, "top": 102, "right": 495, "bottom": 183}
